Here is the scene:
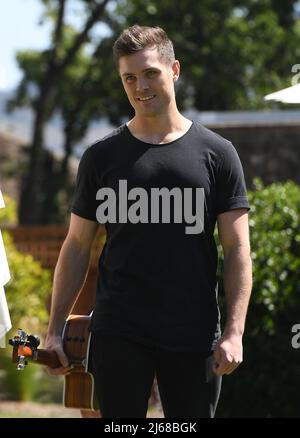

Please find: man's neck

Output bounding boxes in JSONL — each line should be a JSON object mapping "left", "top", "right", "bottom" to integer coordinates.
{"left": 127, "top": 112, "right": 192, "bottom": 144}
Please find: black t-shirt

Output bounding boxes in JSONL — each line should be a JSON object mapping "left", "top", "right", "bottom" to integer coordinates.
{"left": 71, "top": 121, "right": 249, "bottom": 352}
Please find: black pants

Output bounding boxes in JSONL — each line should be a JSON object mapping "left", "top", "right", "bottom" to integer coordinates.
{"left": 90, "top": 333, "right": 222, "bottom": 418}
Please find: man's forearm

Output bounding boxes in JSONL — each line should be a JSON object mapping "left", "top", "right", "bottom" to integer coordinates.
{"left": 47, "top": 238, "right": 91, "bottom": 336}
{"left": 223, "top": 244, "right": 252, "bottom": 336}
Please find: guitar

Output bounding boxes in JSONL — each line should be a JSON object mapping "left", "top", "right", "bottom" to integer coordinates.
{"left": 9, "top": 314, "right": 98, "bottom": 411}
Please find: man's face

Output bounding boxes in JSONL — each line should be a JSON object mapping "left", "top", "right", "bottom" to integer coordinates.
{"left": 119, "top": 47, "right": 180, "bottom": 118}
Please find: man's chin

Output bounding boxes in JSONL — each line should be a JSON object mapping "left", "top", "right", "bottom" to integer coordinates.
{"left": 136, "top": 107, "right": 162, "bottom": 118}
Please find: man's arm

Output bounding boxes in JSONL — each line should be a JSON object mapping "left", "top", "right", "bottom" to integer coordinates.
{"left": 45, "top": 213, "right": 99, "bottom": 374}
{"left": 213, "top": 208, "right": 252, "bottom": 376}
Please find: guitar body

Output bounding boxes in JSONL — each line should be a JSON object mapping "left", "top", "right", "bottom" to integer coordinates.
{"left": 62, "top": 314, "right": 97, "bottom": 410}
{"left": 64, "top": 372, "right": 96, "bottom": 410}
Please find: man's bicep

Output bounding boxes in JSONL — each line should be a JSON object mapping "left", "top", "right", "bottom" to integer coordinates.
{"left": 67, "top": 213, "right": 99, "bottom": 252}
{"left": 217, "top": 208, "right": 250, "bottom": 253}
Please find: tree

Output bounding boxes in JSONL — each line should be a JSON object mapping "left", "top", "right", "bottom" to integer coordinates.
{"left": 13, "top": 0, "right": 110, "bottom": 224}
{"left": 9, "top": 41, "right": 101, "bottom": 222}
{"left": 108, "top": 0, "right": 300, "bottom": 113}
{"left": 9, "top": 28, "right": 128, "bottom": 222}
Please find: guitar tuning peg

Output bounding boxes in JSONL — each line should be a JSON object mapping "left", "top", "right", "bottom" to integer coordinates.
{"left": 17, "top": 355, "right": 27, "bottom": 371}
{"left": 27, "top": 335, "right": 40, "bottom": 348}
{"left": 17, "top": 329, "right": 27, "bottom": 342}
{"left": 17, "top": 363, "right": 26, "bottom": 371}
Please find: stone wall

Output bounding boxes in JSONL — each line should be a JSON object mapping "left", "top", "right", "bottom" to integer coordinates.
{"left": 207, "top": 123, "right": 300, "bottom": 189}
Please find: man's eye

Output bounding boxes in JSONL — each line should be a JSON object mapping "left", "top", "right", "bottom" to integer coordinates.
{"left": 147, "top": 71, "right": 157, "bottom": 78}
{"left": 125, "top": 76, "right": 135, "bottom": 82}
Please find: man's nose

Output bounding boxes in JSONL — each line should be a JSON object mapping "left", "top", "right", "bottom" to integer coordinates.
{"left": 136, "top": 77, "right": 149, "bottom": 92}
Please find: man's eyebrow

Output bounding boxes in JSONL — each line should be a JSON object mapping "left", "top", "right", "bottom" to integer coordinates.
{"left": 121, "top": 68, "right": 159, "bottom": 77}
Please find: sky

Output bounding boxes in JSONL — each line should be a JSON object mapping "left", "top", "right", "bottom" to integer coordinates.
{"left": 0, "top": 0, "right": 52, "bottom": 91}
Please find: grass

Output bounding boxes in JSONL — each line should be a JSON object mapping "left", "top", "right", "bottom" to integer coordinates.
{"left": 0, "top": 401, "right": 164, "bottom": 418}
{"left": 0, "top": 401, "right": 81, "bottom": 418}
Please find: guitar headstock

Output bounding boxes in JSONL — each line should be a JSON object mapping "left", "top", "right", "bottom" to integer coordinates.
{"left": 9, "top": 329, "right": 40, "bottom": 370}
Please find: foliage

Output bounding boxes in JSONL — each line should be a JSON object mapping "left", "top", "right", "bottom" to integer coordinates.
{"left": 2, "top": 231, "right": 51, "bottom": 333}
{"left": 0, "top": 352, "right": 41, "bottom": 402}
{"left": 0, "top": 232, "right": 52, "bottom": 401}
{"left": 0, "top": 195, "right": 17, "bottom": 226}
{"left": 217, "top": 180, "right": 300, "bottom": 417}
{"left": 112, "top": 0, "right": 300, "bottom": 113}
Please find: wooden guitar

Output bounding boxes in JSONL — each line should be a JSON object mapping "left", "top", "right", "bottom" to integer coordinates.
{"left": 9, "top": 314, "right": 98, "bottom": 411}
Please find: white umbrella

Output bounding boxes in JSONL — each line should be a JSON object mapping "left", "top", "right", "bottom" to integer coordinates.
{"left": 264, "top": 83, "right": 300, "bottom": 104}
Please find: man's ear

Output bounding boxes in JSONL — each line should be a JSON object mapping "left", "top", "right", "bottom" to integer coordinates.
{"left": 172, "top": 60, "right": 180, "bottom": 82}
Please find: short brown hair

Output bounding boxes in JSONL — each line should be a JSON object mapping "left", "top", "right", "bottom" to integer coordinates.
{"left": 113, "top": 25, "right": 175, "bottom": 66}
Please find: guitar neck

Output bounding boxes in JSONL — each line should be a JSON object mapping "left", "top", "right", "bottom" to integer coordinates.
{"left": 11, "top": 315, "right": 92, "bottom": 371}
{"left": 30, "top": 348, "right": 61, "bottom": 368}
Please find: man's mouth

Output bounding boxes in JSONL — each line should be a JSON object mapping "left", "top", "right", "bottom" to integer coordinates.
{"left": 136, "top": 95, "right": 156, "bottom": 101}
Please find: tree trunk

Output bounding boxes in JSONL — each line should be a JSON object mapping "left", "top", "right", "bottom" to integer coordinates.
{"left": 18, "top": 86, "right": 52, "bottom": 224}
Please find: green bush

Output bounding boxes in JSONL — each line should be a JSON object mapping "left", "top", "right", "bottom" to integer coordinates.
{"left": 0, "top": 351, "right": 40, "bottom": 402}
{"left": 0, "top": 231, "right": 52, "bottom": 401}
{"left": 0, "top": 194, "right": 17, "bottom": 226}
{"left": 217, "top": 179, "right": 300, "bottom": 418}
{"left": 3, "top": 231, "right": 51, "bottom": 333}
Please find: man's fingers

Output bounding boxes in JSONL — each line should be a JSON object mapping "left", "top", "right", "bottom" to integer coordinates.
{"left": 46, "top": 348, "right": 71, "bottom": 375}
{"left": 213, "top": 362, "right": 231, "bottom": 376}
{"left": 220, "top": 359, "right": 242, "bottom": 375}
{"left": 45, "top": 336, "right": 69, "bottom": 368}
{"left": 212, "top": 355, "right": 242, "bottom": 376}
{"left": 57, "top": 351, "right": 69, "bottom": 368}
{"left": 51, "top": 345, "right": 69, "bottom": 368}
{"left": 212, "top": 341, "right": 243, "bottom": 376}
{"left": 225, "top": 360, "right": 242, "bottom": 375}
{"left": 46, "top": 366, "right": 73, "bottom": 376}
{"left": 212, "top": 356, "right": 230, "bottom": 376}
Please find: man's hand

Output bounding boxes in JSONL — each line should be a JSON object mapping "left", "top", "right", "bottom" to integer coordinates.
{"left": 212, "top": 334, "right": 243, "bottom": 376}
{"left": 44, "top": 335, "right": 73, "bottom": 376}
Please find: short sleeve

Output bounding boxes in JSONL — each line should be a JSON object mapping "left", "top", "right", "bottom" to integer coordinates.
{"left": 70, "top": 148, "right": 99, "bottom": 222}
{"left": 215, "top": 142, "right": 250, "bottom": 215}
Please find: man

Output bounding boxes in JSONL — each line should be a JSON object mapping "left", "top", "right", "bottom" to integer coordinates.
{"left": 45, "top": 25, "right": 252, "bottom": 418}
